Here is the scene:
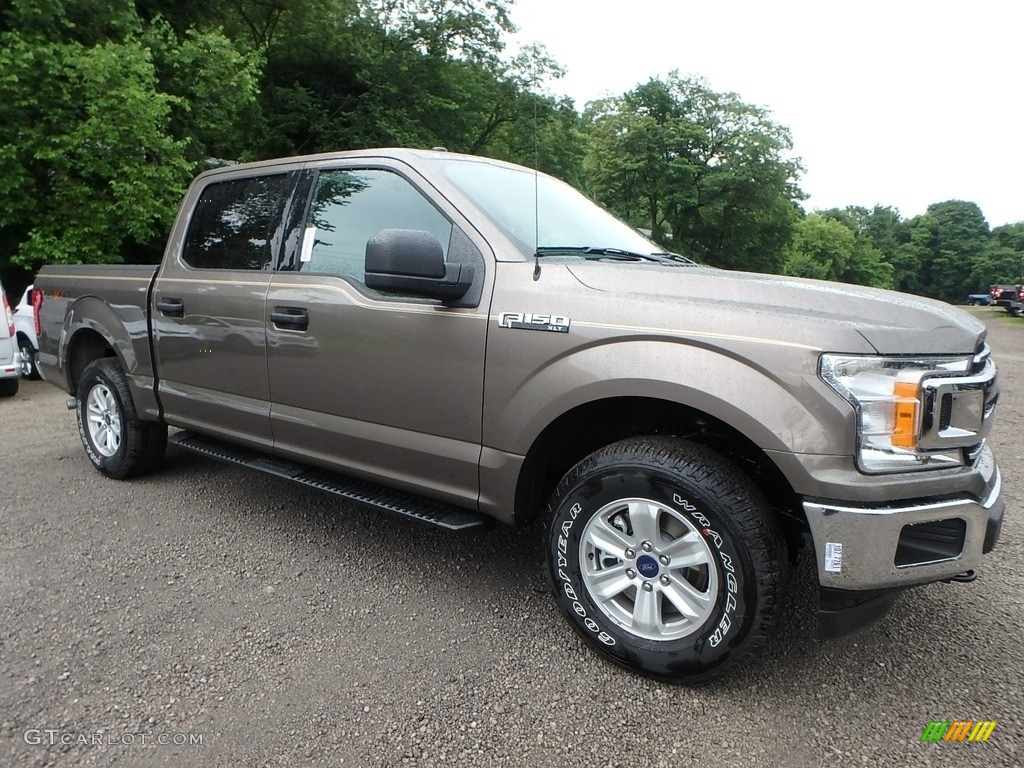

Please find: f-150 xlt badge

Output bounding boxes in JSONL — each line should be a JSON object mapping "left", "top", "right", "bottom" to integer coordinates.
{"left": 498, "top": 312, "right": 571, "bottom": 333}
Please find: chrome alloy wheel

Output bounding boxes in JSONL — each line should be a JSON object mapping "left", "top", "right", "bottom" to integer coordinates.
{"left": 579, "top": 497, "right": 718, "bottom": 641}
{"left": 86, "top": 383, "right": 123, "bottom": 457}
{"left": 17, "top": 344, "right": 34, "bottom": 377}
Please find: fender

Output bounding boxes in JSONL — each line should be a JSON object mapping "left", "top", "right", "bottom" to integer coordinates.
{"left": 60, "top": 295, "right": 161, "bottom": 420}
{"left": 485, "top": 337, "right": 855, "bottom": 458}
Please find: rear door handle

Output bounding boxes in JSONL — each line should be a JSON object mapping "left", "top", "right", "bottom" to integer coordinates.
{"left": 156, "top": 297, "right": 184, "bottom": 317}
{"left": 271, "top": 306, "right": 309, "bottom": 331}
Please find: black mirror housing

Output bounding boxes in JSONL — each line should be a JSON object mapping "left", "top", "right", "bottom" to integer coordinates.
{"left": 365, "top": 229, "right": 474, "bottom": 302}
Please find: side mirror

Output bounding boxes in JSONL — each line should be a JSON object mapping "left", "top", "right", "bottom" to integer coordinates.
{"left": 364, "top": 229, "right": 474, "bottom": 302}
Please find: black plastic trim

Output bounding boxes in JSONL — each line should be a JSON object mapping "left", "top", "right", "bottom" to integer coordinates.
{"left": 983, "top": 497, "right": 1005, "bottom": 554}
{"left": 168, "top": 430, "right": 490, "bottom": 532}
{"left": 818, "top": 587, "right": 903, "bottom": 641}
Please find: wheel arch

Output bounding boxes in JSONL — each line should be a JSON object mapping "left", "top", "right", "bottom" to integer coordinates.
{"left": 65, "top": 327, "right": 120, "bottom": 394}
{"left": 513, "top": 396, "right": 803, "bottom": 543}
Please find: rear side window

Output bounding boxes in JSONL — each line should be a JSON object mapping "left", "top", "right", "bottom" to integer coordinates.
{"left": 183, "top": 174, "right": 293, "bottom": 270}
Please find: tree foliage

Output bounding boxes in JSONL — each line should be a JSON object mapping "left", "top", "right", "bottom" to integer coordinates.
{"left": 584, "top": 74, "right": 804, "bottom": 272}
{"left": 897, "top": 201, "right": 992, "bottom": 301}
{"left": 0, "top": 0, "right": 1019, "bottom": 303}
{"left": 0, "top": 0, "right": 261, "bottom": 270}
{"left": 783, "top": 214, "right": 893, "bottom": 288}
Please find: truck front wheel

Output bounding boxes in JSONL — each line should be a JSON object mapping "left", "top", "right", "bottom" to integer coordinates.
{"left": 546, "top": 437, "right": 787, "bottom": 682}
{"left": 76, "top": 359, "right": 167, "bottom": 479}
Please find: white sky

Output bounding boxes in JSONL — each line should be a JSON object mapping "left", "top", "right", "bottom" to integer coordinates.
{"left": 508, "top": 0, "right": 1023, "bottom": 227}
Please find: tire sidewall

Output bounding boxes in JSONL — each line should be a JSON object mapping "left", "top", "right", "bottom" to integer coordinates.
{"left": 76, "top": 365, "right": 129, "bottom": 477}
{"left": 548, "top": 464, "right": 760, "bottom": 681}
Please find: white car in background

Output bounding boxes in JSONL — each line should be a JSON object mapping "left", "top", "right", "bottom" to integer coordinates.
{"left": 13, "top": 283, "right": 41, "bottom": 379}
{"left": 1, "top": 281, "right": 21, "bottom": 397}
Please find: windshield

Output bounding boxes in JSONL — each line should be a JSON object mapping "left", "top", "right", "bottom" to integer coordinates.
{"left": 428, "top": 158, "right": 661, "bottom": 258}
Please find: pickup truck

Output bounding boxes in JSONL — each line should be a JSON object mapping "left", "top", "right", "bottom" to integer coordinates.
{"left": 990, "top": 284, "right": 1019, "bottom": 307}
{"left": 34, "top": 148, "right": 1005, "bottom": 682}
{"left": 1003, "top": 285, "right": 1024, "bottom": 317}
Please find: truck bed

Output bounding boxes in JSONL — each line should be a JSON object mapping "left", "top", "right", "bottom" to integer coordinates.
{"left": 35, "top": 264, "right": 160, "bottom": 417}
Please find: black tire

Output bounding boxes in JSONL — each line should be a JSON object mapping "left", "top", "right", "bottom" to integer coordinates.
{"left": 546, "top": 437, "right": 787, "bottom": 682}
{"left": 0, "top": 377, "right": 18, "bottom": 397}
{"left": 17, "top": 335, "right": 41, "bottom": 379}
{"left": 75, "top": 358, "right": 167, "bottom": 479}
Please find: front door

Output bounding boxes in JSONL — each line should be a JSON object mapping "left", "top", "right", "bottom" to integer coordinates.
{"left": 266, "top": 162, "right": 491, "bottom": 508}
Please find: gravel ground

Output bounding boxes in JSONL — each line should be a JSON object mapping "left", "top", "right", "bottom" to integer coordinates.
{"left": 1, "top": 306, "right": 1021, "bottom": 768}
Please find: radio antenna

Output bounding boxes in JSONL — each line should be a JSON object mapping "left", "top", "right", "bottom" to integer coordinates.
{"left": 533, "top": 77, "right": 541, "bottom": 281}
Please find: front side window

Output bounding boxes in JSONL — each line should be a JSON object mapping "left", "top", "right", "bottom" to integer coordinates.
{"left": 298, "top": 169, "right": 453, "bottom": 285}
{"left": 183, "top": 174, "right": 293, "bottom": 270}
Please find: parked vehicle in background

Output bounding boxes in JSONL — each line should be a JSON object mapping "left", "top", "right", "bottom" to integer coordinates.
{"left": 33, "top": 148, "right": 1005, "bottom": 682}
{"left": 0, "top": 281, "right": 21, "bottom": 397}
{"left": 989, "top": 284, "right": 1018, "bottom": 306}
{"left": 13, "top": 284, "right": 41, "bottom": 379}
{"left": 967, "top": 293, "right": 992, "bottom": 306}
{"left": 1005, "top": 285, "right": 1024, "bottom": 318}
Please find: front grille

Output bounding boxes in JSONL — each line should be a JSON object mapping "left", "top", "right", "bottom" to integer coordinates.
{"left": 971, "top": 342, "right": 990, "bottom": 374}
{"left": 938, "top": 393, "right": 953, "bottom": 430}
{"left": 918, "top": 351, "right": 996, "bottom": 450}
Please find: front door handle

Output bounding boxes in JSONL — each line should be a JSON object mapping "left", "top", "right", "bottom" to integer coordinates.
{"left": 156, "top": 297, "right": 184, "bottom": 317}
{"left": 271, "top": 306, "right": 309, "bottom": 331}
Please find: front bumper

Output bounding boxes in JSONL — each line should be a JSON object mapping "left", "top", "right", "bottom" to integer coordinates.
{"left": 803, "top": 445, "right": 1003, "bottom": 592}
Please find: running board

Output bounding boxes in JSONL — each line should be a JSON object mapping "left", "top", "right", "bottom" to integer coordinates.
{"left": 168, "top": 431, "right": 490, "bottom": 532}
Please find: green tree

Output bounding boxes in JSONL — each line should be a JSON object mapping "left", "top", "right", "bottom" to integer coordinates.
{"left": 0, "top": 0, "right": 262, "bottom": 273}
{"left": 899, "top": 201, "right": 990, "bottom": 300}
{"left": 584, "top": 74, "right": 804, "bottom": 272}
{"left": 783, "top": 214, "right": 894, "bottom": 288}
{"left": 246, "top": 0, "right": 546, "bottom": 158}
{"left": 968, "top": 222, "right": 1024, "bottom": 290}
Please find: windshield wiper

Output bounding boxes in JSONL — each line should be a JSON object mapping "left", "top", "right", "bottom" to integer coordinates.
{"left": 651, "top": 251, "right": 700, "bottom": 265}
{"left": 535, "top": 246, "right": 667, "bottom": 263}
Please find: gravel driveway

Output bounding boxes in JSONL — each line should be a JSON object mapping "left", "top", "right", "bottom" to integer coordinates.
{"left": 1, "top": 307, "right": 1021, "bottom": 767}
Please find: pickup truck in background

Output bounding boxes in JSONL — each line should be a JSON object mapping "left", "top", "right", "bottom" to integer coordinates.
{"left": 1003, "top": 286, "right": 1024, "bottom": 317}
{"left": 34, "top": 149, "right": 1005, "bottom": 682}
{"left": 990, "top": 284, "right": 1020, "bottom": 307}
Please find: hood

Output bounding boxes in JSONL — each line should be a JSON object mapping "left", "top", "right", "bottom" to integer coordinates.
{"left": 566, "top": 263, "right": 986, "bottom": 356}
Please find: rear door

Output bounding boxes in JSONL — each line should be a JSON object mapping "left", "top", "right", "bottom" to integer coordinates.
{"left": 265, "top": 159, "right": 492, "bottom": 508}
{"left": 152, "top": 168, "right": 301, "bottom": 449}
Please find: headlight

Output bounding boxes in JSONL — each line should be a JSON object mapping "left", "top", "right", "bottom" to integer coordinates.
{"left": 819, "top": 354, "right": 971, "bottom": 473}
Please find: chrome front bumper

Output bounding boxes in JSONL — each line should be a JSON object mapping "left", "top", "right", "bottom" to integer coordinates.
{"left": 804, "top": 446, "right": 1003, "bottom": 591}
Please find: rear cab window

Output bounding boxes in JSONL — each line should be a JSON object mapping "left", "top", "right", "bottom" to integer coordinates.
{"left": 182, "top": 174, "right": 296, "bottom": 271}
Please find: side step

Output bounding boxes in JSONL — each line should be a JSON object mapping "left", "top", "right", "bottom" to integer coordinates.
{"left": 168, "top": 431, "right": 490, "bottom": 532}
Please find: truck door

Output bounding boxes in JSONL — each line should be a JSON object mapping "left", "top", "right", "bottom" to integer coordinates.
{"left": 266, "top": 161, "right": 491, "bottom": 509}
{"left": 152, "top": 169, "right": 300, "bottom": 449}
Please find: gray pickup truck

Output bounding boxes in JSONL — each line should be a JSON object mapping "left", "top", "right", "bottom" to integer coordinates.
{"left": 35, "top": 149, "right": 1004, "bottom": 681}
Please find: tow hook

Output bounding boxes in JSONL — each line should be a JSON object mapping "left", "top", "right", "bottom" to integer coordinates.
{"left": 943, "top": 569, "right": 978, "bottom": 584}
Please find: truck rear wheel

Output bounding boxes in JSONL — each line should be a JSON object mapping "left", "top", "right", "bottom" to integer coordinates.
{"left": 76, "top": 359, "right": 167, "bottom": 479}
{"left": 546, "top": 437, "right": 787, "bottom": 682}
